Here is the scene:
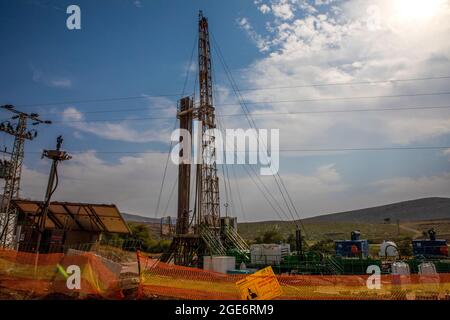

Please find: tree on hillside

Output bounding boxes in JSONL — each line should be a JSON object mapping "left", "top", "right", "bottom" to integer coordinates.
{"left": 309, "top": 239, "right": 334, "bottom": 254}
{"left": 103, "top": 222, "right": 170, "bottom": 253}
{"left": 255, "top": 228, "right": 284, "bottom": 244}
{"left": 397, "top": 237, "right": 413, "bottom": 256}
{"left": 285, "top": 233, "right": 308, "bottom": 251}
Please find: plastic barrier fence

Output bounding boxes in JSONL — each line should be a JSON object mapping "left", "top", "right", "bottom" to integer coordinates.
{"left": 0, "top": 248, "right": 127, "bottom": 299}
{"left": 1, "top": 248, "right": 450, "bottom": 300}
{"left": 139, "top": 254, "right": 450, "bottom": 300}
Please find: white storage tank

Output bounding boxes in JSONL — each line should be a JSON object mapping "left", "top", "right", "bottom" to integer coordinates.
{"left": 250, "top": 243, "right": 290, "bottom": 265}
{"left": 418, "top": 262, "right": 440, "bottom": 287}
{"left": 391, "top": 261, "right": 411, "bottom": 287}
{"left": 379, "top": 241, "right": 399, "bottom": 258}
{"left": 250, "top": 244, "right": 264, "bottom": 264}
{"left": 210, "top": 256, "right": 236, "bottom": 274}
{"left": 419, "top": 262, "right": 437, "bottom": 276}
{"left": 203, "top": 256, "right": 212, "bottom": 271}
{"left": 392, "top": 261, "right": 410, "bottom": 275}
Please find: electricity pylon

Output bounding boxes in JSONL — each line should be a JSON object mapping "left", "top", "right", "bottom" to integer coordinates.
{"left": 0, "top": 105, "right": 51, "bottom": 248}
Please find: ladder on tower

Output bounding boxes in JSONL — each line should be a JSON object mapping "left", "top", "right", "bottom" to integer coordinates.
{"left": 222, "top": 225, "right": 249, "bottom": 258}
{"left": 199, "top": 225, "right": 226, "bottom": 256}
{"left": 324, "top": 255, "right": 344, "bottom": 275}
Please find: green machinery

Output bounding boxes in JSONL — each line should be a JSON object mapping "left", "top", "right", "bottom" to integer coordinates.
{"left": 229, "top": 230, "right": 450, "bottom": 275}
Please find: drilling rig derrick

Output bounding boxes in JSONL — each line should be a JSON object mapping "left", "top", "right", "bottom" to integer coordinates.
{"left": 160, "top": 11, "right": 225, "bottom": 267}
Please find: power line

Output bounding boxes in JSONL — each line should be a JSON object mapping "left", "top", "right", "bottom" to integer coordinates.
{"left": 212, "top": 34, "right": 306, "bottom": 230}
{"left": 155, "top": 34, "right": 197, "bottom": 218}
{"left": 213, "top": 91, "right": 450, "bottom": 107}
{"left": 50, "top": 104, "right": 450, "bottom": 124}
{"left": 20, "top": 145, "right": 450, "bottom": 155}
{"left": 236, "top": 105, "right": 450, "bottom": 116}
{"left": 244, "top": 166, "right": 291, "bottom": 223}
{"left": 154, "top": 120, "right": 178, "bottom": 218}
{"left": 32, "top": 90, "right": 450, "bottom": 119}
{"left": 230, "top": 165, "right": 246, "bottom": 222}
{"left": 232, "top": 75, "right": 450, "bottom": 91}
{"left": 11, "top": 75, "right": 450, "bottom": 109}
{"left": 280, "top": 146, "right": 450, "bottom": 152}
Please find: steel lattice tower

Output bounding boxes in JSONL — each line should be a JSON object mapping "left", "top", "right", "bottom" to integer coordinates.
{"left": 160, "top": 12, "right": 224, "bottom": 266}
{"left": 0, "top": 105, "right": 51, "bottom": 248}
{"left": 196, "top": 10, "right": 221, "bottom": 230}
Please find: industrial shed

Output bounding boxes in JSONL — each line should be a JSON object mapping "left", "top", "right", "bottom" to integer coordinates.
{"left": 11, "top": 199, "right": 131, "bottom": 253}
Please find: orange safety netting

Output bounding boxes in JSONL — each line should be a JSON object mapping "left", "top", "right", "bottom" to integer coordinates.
{"left": 2, "top": 248, "right": 450, "bottom": 300}
{"left": 138, "top": 255, "right": 450, "bottom": 300}
{"left": 0, "top": 248, "right": 124, "bottom": 299}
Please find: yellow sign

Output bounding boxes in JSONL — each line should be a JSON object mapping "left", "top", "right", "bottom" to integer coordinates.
{"left": 236, "top": 266, "right": 282, "bottom": 300}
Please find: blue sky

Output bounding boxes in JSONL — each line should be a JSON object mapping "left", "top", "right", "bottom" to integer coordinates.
{"left": 0, "top": 0, "right": 449, "bottom": 221}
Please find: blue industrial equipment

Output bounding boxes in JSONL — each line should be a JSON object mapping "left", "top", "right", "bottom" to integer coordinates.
{"left": 335, "top": 231, "right": 369, "bottom": 258}
{"left": 412, "top": 229, "right": 448, "bottom": 258}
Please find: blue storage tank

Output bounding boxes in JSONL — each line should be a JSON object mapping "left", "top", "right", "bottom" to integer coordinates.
{"left": 335, "top": 231, "right": 369, "bottom": 258}
{"left": 412, "top": 229, "right": 448, "bottom": 258}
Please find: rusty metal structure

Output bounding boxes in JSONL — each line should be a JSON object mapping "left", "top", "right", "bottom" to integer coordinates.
{"left": 0, "top": 105, "right": 51, "bottom": 248}
{"left": 160, "top": 12, "right": 249, "bottom": 267}
{"left": 196, "top": 11, "right": 221, "bottom": 230}
{"left": 13, "top": 199, "right": 131, "bottom": 253}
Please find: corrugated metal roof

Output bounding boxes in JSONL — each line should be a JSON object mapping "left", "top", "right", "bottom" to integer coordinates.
{"left": 12, "top": 200, "right": 131, "bottom": 234}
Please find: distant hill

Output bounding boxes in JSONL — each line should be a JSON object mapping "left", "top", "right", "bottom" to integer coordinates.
{"left": 122, "top": 198, "right": 450, "bottom": 224}
{"left": 121, "top": 212, "right": 162, "bottom": 224}
{"left": 304, "top": 197, "right": 450, "bottom": 223}
{"left": 121, "top": 198, "right": 450, "bottom": 241}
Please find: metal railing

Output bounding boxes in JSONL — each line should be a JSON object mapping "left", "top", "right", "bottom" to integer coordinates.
{"left": 200, "top": 225, "right": 226, "bottom": 256}
{"left": 222, "top": 225, "right": 249, "bottom": 257}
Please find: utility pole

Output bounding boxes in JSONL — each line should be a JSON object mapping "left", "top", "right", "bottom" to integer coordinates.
{"left": 296, "top": 227, "right": 303, "bottom": 258}
{"left": 0, "top": 105, "right": 51, "bottom": 248}
{"left": 35, "top": 135, "right": 71, "bottom": 253}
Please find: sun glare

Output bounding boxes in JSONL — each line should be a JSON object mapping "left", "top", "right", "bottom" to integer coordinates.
{"left": 394, "top": 0, "right": 446, "bottom": 21}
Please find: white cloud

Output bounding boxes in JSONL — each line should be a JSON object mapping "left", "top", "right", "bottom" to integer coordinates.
{"left": 316, "top": 163, "right": 340, "bottom": 183}
{"left": 372, "top": 173, "right": 450, "bottom": 199}
{"left": 62, "top": 107, "right": 83, "bottom": 121}
{"left": 217, "top": 165, "right": 348, "bottom": 220}
{"left": 259, "top": 4, "right": 271, "bottom": 14}
{"left": 60, "top": 97, "right": 175, "bottom": 143}
{"left": 315, "top": 0, "right": 335, "bottom": 5}
{"left": 49, "top": 79, "right": 72, "bottom": 88}
{"left": 237, "top": 17, "right": 271, "bottom": 52}
{"left": 133, "top": 0, "right": 143, "bottom": 8}
{"left": 20, "top": 0, "right": 450, "bottom": 221}
{"left": 231, "top": 0, "right": 450, "bottom": 152}
{"left": 443, "top": 148, "right": 450, "bottom": 161}
{"left": 210, "top": 0, "right": 450, "bottom": 219}
{"left": 73, "top": 131, "right": 83, "bottom": 139}
{"left": 20, "top": 156, "right": 348, "bottom": 220}
{"left": 21, "top": 151, "right": 178, "bottom": 216}
{"left": 272, "top": 1, "right": 295, "bottom": 20}
{"left": 30, "top": 64, "right": 72, "bottom": 88}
